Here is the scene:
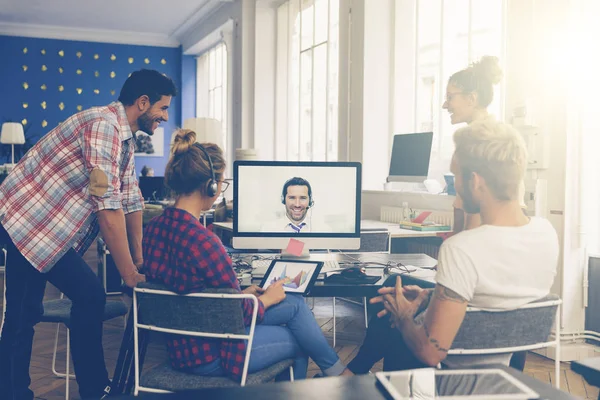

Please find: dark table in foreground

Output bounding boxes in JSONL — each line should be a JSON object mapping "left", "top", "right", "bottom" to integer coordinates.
{"left": 571, "top": 357, "right": 600, "bottom": 399}
{"left": 114, "top": 365, "right": 577, "bottom": 400}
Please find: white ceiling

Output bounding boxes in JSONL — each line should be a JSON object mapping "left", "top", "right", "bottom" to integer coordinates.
{"left": 0, "top": 0, "right": 232, "bottom": 47}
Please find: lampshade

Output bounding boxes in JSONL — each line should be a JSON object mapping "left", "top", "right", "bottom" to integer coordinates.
{"left": 1, "top": 122, "right": 25, "bottom": 145}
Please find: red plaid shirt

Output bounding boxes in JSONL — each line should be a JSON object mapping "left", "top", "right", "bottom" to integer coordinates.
{"left": 142, "top": 207, "right": 265, "bottom": 380}
{"left": 0, "top": 102, "right": 142, "bottom": 272}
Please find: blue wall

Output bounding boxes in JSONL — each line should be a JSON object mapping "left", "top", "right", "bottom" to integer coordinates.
{"left": 0, "top": 35, "right": 183, "bottom": 176}
{"left": 181, "top": 55, "right": 197, "bottom": 124}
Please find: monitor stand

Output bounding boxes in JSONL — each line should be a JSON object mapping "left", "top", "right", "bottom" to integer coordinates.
{"left": 280, "top": 246, "right": 311, "bottom": 259}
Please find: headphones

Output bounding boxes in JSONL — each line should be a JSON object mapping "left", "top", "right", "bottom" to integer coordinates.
{"left": 281, "top": 177, "right": 314, "bottom": 209}
{"left": 193, "top": 143, "right": 218, "bottom": 197}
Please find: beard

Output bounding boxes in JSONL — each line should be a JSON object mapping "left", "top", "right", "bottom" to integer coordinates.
{"left": 287, "top": 207, "right": 308, "bottom": 223}
{"left": 137, "top": 110, "right": 156, "bottom": 136}
{"left": 459, "top": 184, "right": 481, "bottom": 214}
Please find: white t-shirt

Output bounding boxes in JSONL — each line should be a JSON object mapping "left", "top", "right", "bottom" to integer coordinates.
{"left": 434, "top": 217, "right": 559, "bottom": 367}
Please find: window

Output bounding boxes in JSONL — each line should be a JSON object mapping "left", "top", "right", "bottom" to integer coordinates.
{"left": 196, "top": 43, "right": 228, "bottom": 153}
{"left": 413, "top": 0, "right": 505, "bottom": 180}
{"left": 276, "top": 0, "right": 339, "bottom": 161}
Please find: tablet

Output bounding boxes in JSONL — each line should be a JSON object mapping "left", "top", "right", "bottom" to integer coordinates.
{"left": 375, "top": 368, "right": 539, "bottom": 400}
{"left": 259, "top": 259, "right": 324, "bottom": 295}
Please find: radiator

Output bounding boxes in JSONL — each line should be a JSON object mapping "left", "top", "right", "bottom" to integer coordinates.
{"left": 380, "top": 206, "right": 454, "bottom": 228}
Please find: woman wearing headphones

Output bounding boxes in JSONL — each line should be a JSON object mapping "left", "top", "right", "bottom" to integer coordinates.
{"left": 142, "top": 129, "right": 351, "bottom": 381}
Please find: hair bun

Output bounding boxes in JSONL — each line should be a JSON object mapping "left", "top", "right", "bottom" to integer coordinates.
{"left": 171, "top": 129, "right": 197, "bottom": 156}
{"left": 471, "top": 56, "right": 503, "bottom": 85}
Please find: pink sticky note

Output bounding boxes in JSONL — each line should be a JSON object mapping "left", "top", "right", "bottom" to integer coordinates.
{"left": 286, "top": 238, "right": 305, "bottom": 257}
{"left": 412, "top": 211, "right": 432, "bottom": 224}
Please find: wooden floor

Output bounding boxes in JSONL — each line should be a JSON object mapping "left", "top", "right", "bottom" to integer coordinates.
{"left": 0, "top": 244, "right": 596, "bottom": 399}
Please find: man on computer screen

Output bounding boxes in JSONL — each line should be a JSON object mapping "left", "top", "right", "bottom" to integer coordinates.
{"left": 261, "top": 177, "right": 315, "bottom": 233}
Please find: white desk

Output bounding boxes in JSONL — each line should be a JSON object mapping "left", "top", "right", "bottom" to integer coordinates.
{"left": 213, "top": 220, "right": 449, "bottom": 239}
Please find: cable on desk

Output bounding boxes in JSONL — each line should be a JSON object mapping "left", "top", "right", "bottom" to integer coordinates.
{"left": 328, "top": 249, "right": 413, "bottom": 274}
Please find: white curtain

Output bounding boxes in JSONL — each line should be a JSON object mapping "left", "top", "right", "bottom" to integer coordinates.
{"left": 569, "top": 0, "right": 600, "bottom": 254}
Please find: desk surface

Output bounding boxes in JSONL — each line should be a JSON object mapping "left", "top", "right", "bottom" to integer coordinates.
{"left": 235, "top": 253, "right": 437, "bottom": 297}
{"left": 213, "top": 220, "right": 448, "bottom": 238}
{"left": 119, "top": 365, "right": 576, "bottom": 400}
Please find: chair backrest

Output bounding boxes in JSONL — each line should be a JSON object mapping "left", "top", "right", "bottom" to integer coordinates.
{"left": 134, "top": 281, "right": 250, "bottom": 337}
{"left": 449, "top": 294, "right": 561, "bottom": 354}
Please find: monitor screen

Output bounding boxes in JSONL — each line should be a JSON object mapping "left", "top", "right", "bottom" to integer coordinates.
{"left": 233, "top": 161, "right": 362, "bottom": 250}
{"left": 139, "top": 176, "right": 169, "bottom": 201}
{"left": 388, "top": 132, "right": 433, "bottom": 182}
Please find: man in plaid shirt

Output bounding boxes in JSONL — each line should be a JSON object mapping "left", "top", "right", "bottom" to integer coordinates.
{"left": 0, "top": 69, "right": 176, "bottom": 400}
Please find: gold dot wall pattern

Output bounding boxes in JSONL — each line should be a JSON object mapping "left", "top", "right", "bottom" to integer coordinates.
{"left": 18, "top": 47, "right": 171, "bottom": 124}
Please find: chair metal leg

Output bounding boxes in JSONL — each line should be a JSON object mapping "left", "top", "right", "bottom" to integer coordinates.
{"left": 555, "top": 303, "right": 561, "bottom": 389}
{"left": 289, "top": 365, "right": 294, "bottom": 382}
{"left": 51, "top": 323, "right": 60, "bottom": 376}
{"left": 363, "top": 297, "right": 368, "bottom": 328}
{"left": 51, "top": 324, "right": 75, "bottom": 379}
{"left": 332, "top": 298, "right": 336, "bottom": 348}
{"left": 66, "top": 328, "right": 70, "bottom": 400}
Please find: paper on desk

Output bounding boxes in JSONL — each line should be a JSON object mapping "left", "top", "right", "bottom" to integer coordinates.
{"left": 286, "top": 238, "right": 305, "bottom": 257}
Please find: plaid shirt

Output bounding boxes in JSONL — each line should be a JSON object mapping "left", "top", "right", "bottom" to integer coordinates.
{"left": 0, "top": 102, "right": 143, "bottom": 272}
{"left": 142, "top": 207, "right": 265, "bottom": 381}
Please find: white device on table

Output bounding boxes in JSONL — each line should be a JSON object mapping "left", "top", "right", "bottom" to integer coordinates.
{"left": 376, "top": 368, "right": 539, "bottom": 400}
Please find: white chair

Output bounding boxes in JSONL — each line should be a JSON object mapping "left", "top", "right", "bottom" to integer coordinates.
{"left": 445, "top": 294, "right": 562, "bottom": 389}
{"left": 133, "top": 282, "right": 295, "bottom": 395}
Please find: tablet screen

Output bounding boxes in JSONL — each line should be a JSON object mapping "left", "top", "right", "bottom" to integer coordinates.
{"left": 260, "top": 260, "right": 323, "bottom": 294}
{"left": 376, "top": 369, "right": 539, "bottom": 399}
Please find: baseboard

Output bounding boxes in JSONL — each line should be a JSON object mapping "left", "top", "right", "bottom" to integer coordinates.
{"left": 533, "top": 342, "right": 600, "bottom": 362}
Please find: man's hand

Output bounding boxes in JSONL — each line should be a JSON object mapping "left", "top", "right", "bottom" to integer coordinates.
{"left": 133, "top": 258, "right": 144, "bottom": 271}
{"left": 123, "top": 270, "right": 146, "bottom": 288}
{"left": 402, "top": 285, "right": 424, "bottom": 301}
{"left": 371, "top": 276, "right": 430, "bottom": 328}
{"left": 243, "top": 285, "right": 265, "bottom": 297}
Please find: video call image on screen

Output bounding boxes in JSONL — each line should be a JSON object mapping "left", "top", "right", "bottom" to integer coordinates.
{"left": 236, "top": 164, "right": 358, "bottom": 234}
{"left": 262, "top": 261, "right": 320, "bottom": 293}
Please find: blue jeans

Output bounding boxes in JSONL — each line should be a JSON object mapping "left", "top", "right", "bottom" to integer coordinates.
{"left": 0, "top": 224, "right": 110, "bottom": 400}
{"left": 191, "top": 294, "right": 345, "bottom": 380}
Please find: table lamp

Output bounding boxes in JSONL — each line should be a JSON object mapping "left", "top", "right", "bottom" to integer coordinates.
{"left": 1, "top": 122, "right": 26, "bottom": 166}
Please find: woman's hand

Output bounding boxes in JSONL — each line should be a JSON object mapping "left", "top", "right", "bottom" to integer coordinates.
{"left": 242, "top": 285, "right": 265, "bottom": 297}
{"left": 259, "top": 280, "right": 286, "bottom": 308}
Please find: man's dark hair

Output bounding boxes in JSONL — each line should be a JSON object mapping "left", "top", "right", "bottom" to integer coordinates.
{"left": 118, "top": 69, "right": 178, "bottom": 106}
{"left": 281, "top": 177, "right": 312, "bottom": 202}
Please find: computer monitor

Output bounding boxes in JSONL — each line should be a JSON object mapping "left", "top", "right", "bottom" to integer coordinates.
{"left": 387, "top": 132, "right": 433, "bottom": 183}
{"left": 139, "top": 176, "right": 169, "bottom": 201}
{"left": 233, "top": 161, "right": 362, "bottom": 253}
